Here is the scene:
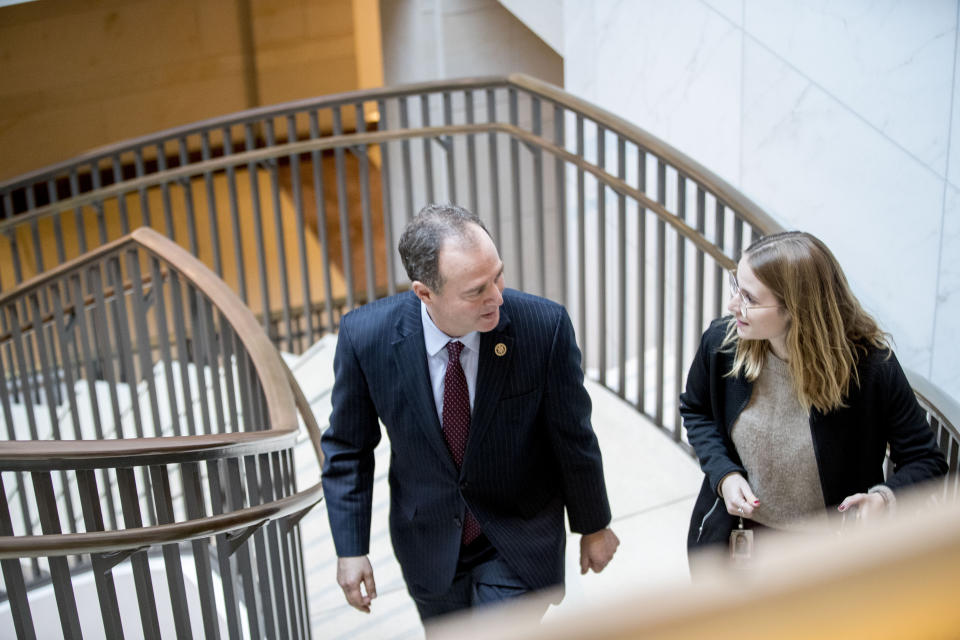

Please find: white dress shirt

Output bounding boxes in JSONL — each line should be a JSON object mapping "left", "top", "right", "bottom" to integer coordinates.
{"left": 421, "top": 301, "right": 480, "bottom": 424}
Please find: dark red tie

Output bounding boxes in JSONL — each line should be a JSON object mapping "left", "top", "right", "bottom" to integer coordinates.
{"left": 443, "top": 341, "right": 481, "bottom": 545}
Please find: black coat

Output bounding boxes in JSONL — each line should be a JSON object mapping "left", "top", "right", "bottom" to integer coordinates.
{"left": 680, "top": 318, "right": 947, "bottom": 553}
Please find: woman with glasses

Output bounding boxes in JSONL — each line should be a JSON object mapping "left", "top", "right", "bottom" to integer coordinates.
{"left": 681, "top": 231, "right": 947, "bottom": 569}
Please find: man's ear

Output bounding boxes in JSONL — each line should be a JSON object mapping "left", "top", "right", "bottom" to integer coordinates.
{"left": 411, "top": 281, "right": 432, "bottom": 303}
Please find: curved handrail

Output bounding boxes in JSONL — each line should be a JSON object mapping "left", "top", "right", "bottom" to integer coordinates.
{"left": 0, "top": 123, "right": 735, "bottom": 269}
{"left": 0, "top": 226, "right": 326, "bottom": 564}
{"left": 0, "top": 74, "right": 775, "bottom": 240}
{"left": 0, "top": 227, "right": 298, "bottom": 460}
{"left": 0, "top": 481, "right": 322, "bottom": 560}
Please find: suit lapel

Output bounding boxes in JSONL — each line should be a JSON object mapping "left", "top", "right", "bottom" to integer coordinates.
{"left": 392, "top": 294, "right": 458, "bottom": 474}
{"left": 463, "top": 308, "right": 514, "bottom": 470}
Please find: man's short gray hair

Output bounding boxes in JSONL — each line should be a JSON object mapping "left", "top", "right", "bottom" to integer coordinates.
{"left": 398, "top": 204, "right": 490, "bottom": 293}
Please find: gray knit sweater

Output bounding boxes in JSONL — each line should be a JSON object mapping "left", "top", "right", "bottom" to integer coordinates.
{"left": 730, "top": 353, "right": 829, "bottom": 530}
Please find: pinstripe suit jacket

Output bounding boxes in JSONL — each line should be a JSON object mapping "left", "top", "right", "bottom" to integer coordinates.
{"left": 321, "top": 289, "right": 611, "bottom": 597}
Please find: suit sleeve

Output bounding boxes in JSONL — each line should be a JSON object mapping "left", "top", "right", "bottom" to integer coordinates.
{"left": 321, "top": 316, "right": 383, "bottom": 557}
{"left": 879, "top": 351, "right": 948, "bottom": 491}
{"left": 679, "top": 323, "right": 746, "bottom": 496}
{"left": 543, "top": 308, "right": 612, "bottom": 535}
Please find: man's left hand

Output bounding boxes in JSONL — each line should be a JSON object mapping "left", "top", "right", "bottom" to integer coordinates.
{"left": 579, "top": 527, "right": 619, "bottom": 575}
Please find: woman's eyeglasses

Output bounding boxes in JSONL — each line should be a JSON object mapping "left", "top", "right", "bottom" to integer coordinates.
{"left": 729, "top": 271, "right": 780, "bottom": 318}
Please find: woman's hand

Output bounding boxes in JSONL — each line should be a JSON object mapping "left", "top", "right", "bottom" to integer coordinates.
{"left": 837, "top": 492, "right": 887, "bottom": 521}
{"left": 720, "top": 473, "right": 760, "bottom": 517}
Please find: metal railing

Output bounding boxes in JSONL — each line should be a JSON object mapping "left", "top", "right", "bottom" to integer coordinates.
{"left": 0, "top": 227, "right": 322, "bottom": 639}
{"left": 0, "top": 74, "right": 956, "bottom": 636}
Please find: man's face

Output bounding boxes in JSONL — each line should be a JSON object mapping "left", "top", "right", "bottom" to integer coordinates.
{"left": 414, "top": 224, "right": 505, "bottom": 337}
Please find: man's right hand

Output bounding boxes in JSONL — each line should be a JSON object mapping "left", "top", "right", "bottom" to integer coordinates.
{"left": 337, "top": 556, "right": 377, "bottom": 613}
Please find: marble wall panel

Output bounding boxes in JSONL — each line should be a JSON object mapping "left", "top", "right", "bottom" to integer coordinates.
{"left": 932, "top": 186, "right": 960, "bottom": 400}
{"left": 587, "top": 0, "right": 743, "bottom": 187}
{"left": 740, "top": 40, "right": 942, "bottom": 373}
{"left": 745, "top": 0, "right": 956, "bottom": 176}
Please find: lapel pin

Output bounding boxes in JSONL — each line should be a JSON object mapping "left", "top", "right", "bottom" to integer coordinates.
{"left": 494, "top": 343, "right": 507, "bottom": 357}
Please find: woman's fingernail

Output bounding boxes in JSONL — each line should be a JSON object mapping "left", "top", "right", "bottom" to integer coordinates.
{"left": 753, "top": 500, "right": 760, "bottom": 505}
{"left": 838, "top": 505, "right": 846, "bottom": 511}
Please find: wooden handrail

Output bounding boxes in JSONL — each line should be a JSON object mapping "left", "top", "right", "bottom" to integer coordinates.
{"left": 0, "top": 480, "right": 322, "bottom": 560}
{"left": 0, "top": 227, "right": 298, "bottom": 457}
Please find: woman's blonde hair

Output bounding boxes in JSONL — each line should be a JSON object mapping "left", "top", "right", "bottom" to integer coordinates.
{"left": 724, "top": 231, "right": 888, "bottom": 413}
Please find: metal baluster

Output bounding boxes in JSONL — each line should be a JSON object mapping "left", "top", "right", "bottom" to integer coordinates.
{"left": 157, "top": 143, "right": 176, "bottom": 240}
{"left": 354, "top": 104, "right": 377, "bottom": 304}
{"left": 673, "top": 175, "right": 687, "bottom": 440}
{"left": 69, "top": 169, "right": 89, "bottom": 254}
{"left": 508, "top": 88, "right": 523, "bottom": 291}
{"left": 70, "top": 272, "right": 118, "bottom": 529}
{"left": 201, "top": 131, "right": 224, "bottom": 277}
{"left": 575, "top": 114, "right": 586, "bottom": 369}
{"left": 227, "top": 456, "right": 263, "bottom": 637}
{"left": 112, "top": 154, "right": 130, "bottom": 234}
{"left": 224, "top": 129, "right": 249, "bottom": 304}
{"left": 531, "top": 96, "right": 545, "bottom": 296}
{"left": 182, "top": 461, "right": 222, "bottom": 639}
{"left": 420, "top": 94, "right": 435, "bottom": 203}
{"left": 554, "top": 104, "right": 567, "bottom": 307}
{"left": 616, "top": 136, "right": 627, "bottom": 399}
{"left": 46, "top": 178, "right": 66, "bottom": 265}
{"left": 76, "top": 469, "right": 125, "bottom": 638}
{"left": 655, "top": 160, "right": 667, "bottom": 427}
{"left": 168, "top": 271, "right": 198, "bottom": 436}
{"left": 200, "top": 295, "right": 226, "bottom": 434}
{"left": 5, "top": 192, "right": 25, "bottom": 287}
{"left": 116, "top": 467, "right": 163, "bottom": 639}
{"left": 332, "top": 107, "right": 356, "bottom": 310}
{"left": 9, "top": 302, "right": 41, "bottom": 440}
{"left": 713, "top": 201, "right": 726, "bottom": 319}
{"left": 188, "top": 285, "right": 213, "bottom": 436}
{"left": 465, "top": 90, "right": 479, "bottom": 216}
{"left": 0, "top": 473, "right": 38, "bottom": 639}
{"left": 32, "top": 471, "right": 83, "bottom": 639}
{"left": 264, "top": 121, "right": 294, "bottom": 350}
{"left": 90, "top": 161, "right": 108, "bottom": 244}
{"left": 135, "top": 148, "right": 152, "bottom": 229}
{"left": 486, "top": 89, "right": 502, "bottom": 249}
{"left": 398, "top": 97, "right": 415, "bottom": 224}
{"left": 637, "top": 149, "right": 648, "bottom": 414}
{"left": 127, "top": 249, "right": 163, "bottom": 437}
{"left": 694, "top": 188, "right": 706, "bottom": 335}
{"left": 245, "top": 124, "right": 273, "bottom": 339}
{"left": 29, "top": 289, "right": 80, "bottom": 535}
{"left": 149, "top": 257, "right": 181, "bottom": 436}
{"left": 596, "top": 126, "right": 607, "bottom": 386}
{"left": 207, "top": 458, "right": 242, "bottom": 640}
{"left": 308, "top": 111, "right": 336, "bottom": 333}
{"left": 287, "top": 114, "right": 313, "bottom": 349}
{"left": 377, "top": 99, "right": 397, "bottom": 297}
{"left": 178, "top": 137, "right": 200, "bottom": 256}
{"left": 219, "top": 318, "right": 241, "bottom": 433}
{"left": 442, "top": 92, "right": 456, "bottom": 203}
{"left": 149, "top": 463, "right": 193, "bottom": 637}
{"left": 259, "top": 453, "right": 290, "bottom": 640}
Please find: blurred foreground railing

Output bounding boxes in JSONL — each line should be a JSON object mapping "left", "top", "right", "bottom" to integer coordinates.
{"left": 0, "top": 227, "right": 322, "bottom": 639}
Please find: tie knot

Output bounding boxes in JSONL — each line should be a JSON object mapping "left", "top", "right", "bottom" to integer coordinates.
{"left": 446, "top": 340, "right": 464, "bottom": 363}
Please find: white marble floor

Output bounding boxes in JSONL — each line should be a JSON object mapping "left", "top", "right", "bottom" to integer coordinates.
{"left": 287, "top": 336, "right": 704, "bottom": 640}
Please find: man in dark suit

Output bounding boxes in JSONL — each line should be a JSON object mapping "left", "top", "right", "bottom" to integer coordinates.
{"left": 321, "top": 204, "right": 618, "bottom": 625}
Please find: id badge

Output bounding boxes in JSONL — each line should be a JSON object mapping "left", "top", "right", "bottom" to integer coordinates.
{"left": 729, "top": 517, "right": 753, "bottom": 562}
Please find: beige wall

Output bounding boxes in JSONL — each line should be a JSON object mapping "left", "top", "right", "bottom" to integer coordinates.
{"left": 0, "top": 0, "right": 374, "bottom": 182}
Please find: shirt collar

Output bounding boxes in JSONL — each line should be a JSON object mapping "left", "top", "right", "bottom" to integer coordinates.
{"left": 421, "top": 301, "right": 480, "bottom": 357}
